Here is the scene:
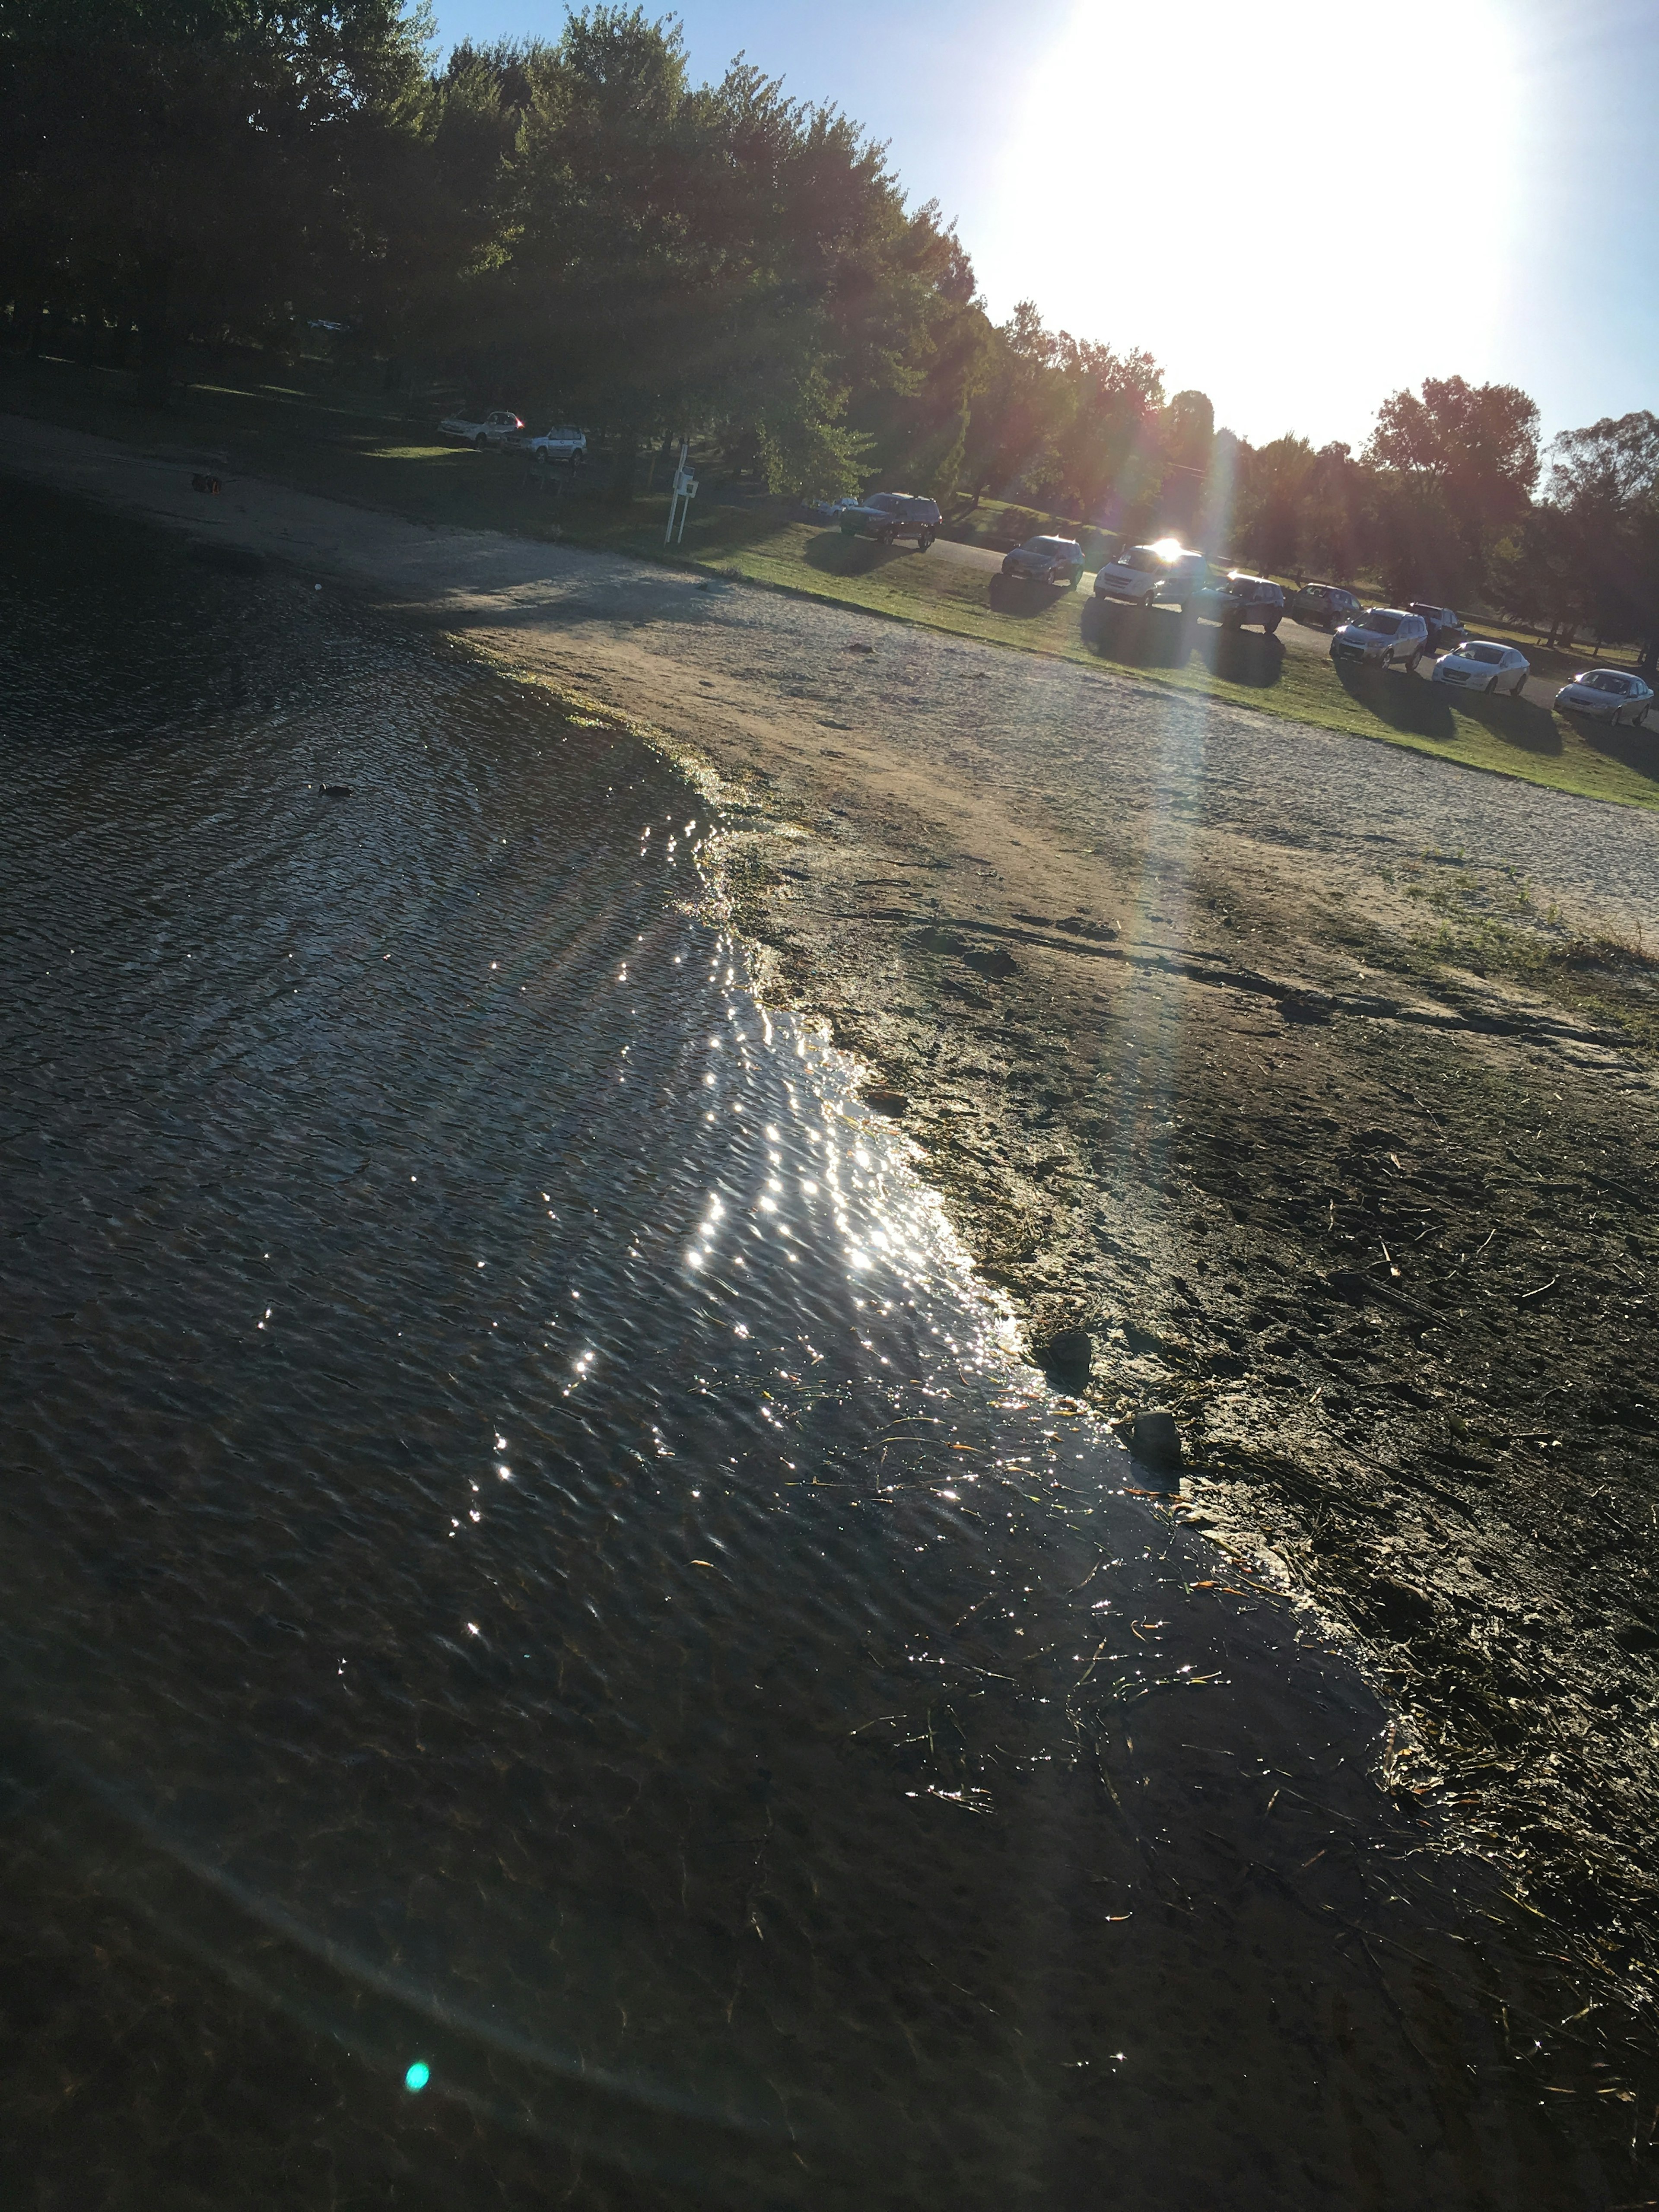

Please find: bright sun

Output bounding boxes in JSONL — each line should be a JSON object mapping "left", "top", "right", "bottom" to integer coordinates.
{"left": 984, "top": 0, "right": 1525, "bottom": 446}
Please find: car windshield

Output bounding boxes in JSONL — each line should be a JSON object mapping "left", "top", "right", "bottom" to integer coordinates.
{"left": 1580, "top": 673, "right": 1623, "bottom": 691}
{"left": 867, "top": 493, "right": 900, "bottom": 512}
{"left": 1360, "top": 612, "right": 1402, "bottom": 636}
{"left": 1117, "top": 546, "right": 1164, "bottom": 570}
{"left": 1464, "top": 645, "right": 1506, "bottom": 666}
{"left": 1023, "top": 537, "right": 1069, "bottom": 554}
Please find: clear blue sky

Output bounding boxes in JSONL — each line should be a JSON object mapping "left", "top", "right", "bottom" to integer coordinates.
{"left": 430, "top": 0, "right": 1658, "bottom": 458}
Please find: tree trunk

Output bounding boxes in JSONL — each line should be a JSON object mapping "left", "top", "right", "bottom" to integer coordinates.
{"left": 134, "top": 259, "right": 175, "bottom": 408}
{"left": 608, "top": 434, "right": 642, "bottom": 507}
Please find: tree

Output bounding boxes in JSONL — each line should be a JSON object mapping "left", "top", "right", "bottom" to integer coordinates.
{"left": 0, "top": 0, "right": 431, "bottom": 402}
{"left": 1546, "top": 412, "right": 1659, "bottom": 666}
{"left": 1364, "top": 374, "right": 1540, "bottom": 594}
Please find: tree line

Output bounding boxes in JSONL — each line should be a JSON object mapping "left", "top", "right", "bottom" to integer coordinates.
{"left": 1, "top": 1, "right": 1653, "bottom": 661}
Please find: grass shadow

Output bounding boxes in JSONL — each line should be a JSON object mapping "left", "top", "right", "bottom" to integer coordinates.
{"left": 1561, "top": 710, "right": 1659, "bottom": 782}
{"left": 1460, "top": 691, "right": 1564, "bottom": 758}
{"left": 988, "top": 573, "right": 1074, "bottom": 620}
{"left": 1334, "top": 662, "right": 1456, "bottom": 741}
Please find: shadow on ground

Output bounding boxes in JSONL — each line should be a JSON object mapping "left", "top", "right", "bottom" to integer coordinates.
{"left": 1460, "top": 691, "right": 1565, "bottom": 758}
{"left": 1079, "top": 599, "right": 1286, "bottom": 687}
{"left": 1560, "top": 708, "right": 1659, "bottom": 783}
{"left": 1334, "top": 662, "right": 1457, "bottom": 739}
{"left": 987, "top": 572, "right": 1076, "bottom": 619}
{"left": 802, "top": 529, "right": 916, "bottom": 578}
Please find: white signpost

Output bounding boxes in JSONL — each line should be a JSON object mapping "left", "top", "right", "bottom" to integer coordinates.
{"left": 665, "top": 438, "right": 698, "bottom": 544}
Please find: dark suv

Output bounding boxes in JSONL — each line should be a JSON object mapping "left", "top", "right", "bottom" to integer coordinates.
{"left": 837, "top": 492, "right": 941, "bottom": 548}
{"left": 1190, "top": 572, "right": 1285, "bottom": 634}
{"left": 1288, "top": 582, "right": 1362, "bottom": 631}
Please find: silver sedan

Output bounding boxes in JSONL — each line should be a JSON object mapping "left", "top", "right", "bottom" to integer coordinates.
{"left": 1553, "top": 669, "right": 1656, "bottom": 726}
{"left": 1433, "top": 641, "right": 1530, "bottom": 697}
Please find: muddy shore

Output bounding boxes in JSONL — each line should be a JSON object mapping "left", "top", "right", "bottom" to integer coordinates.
{"left": 5, "top": 422, "right": 1659, "bottom": 2030}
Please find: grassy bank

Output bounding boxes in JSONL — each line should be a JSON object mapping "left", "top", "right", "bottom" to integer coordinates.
{"left": 5, "top": 347, "right": 1657, "bottom": 810}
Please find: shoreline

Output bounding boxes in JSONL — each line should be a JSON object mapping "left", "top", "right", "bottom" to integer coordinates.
{"left": 7, "top": 422, "right": 1659, "bottom": 2029}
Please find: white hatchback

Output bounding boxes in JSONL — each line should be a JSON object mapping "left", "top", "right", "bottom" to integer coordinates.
{"left": 1432, "top": 641, "right": 1530, "bottom": 697}
{"left": 1553, "top": 669, "right": 1656, "bottom": 726}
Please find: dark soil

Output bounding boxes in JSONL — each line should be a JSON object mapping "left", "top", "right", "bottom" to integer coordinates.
{"left": 713, "top": 774, "right": 1659, "bottom": 2031}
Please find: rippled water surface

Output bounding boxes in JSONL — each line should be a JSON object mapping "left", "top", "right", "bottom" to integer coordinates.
{"left": 0, "top": 486, "right": 1623, "bottom": 2209}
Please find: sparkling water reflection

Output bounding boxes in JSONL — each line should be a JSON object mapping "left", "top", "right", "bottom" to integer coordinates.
{"left": 0, "top": 485, "right": 1611, "bottom": 2209}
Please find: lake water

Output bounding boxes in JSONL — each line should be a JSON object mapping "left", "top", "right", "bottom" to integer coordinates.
{"left": 0, "top": 481, "right": 1624, "bottom": 2208}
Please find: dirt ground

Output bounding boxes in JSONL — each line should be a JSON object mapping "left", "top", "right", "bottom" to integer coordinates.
{"left": 7, "top": 418, "right": 1659, "bottom": 2022}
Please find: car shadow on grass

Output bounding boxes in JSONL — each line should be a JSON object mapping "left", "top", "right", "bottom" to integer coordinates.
{"left": 1558, "top": 709, "right": 1659, "bottom": 782}
{"left": 988, "top": 573, "right": 1077, "bottom": 619}
{"left": 1334, "top": 663, "right": 1457, "bottom": 740}
{"left": 1459, "top": 691, "right": 1565, "bottom": 758}
{"left": 1079, "top": 600, "right": 1286, "bottom": 687}
{"left": 801, "top": 529, "right": 914, "bottom": 578}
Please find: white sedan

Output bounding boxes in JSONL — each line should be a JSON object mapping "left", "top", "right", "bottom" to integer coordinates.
{"left": 1432, "top": 640, "right": 1530, "bottom": 697}
{"left": 1553, "top": 669, "right": 1656, "bottom": 726}
{"left": 438, "top": 408, "right": 524, "bottom": 451}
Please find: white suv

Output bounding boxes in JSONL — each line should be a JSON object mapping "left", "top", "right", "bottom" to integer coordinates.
{"left": 1094, "top": 541, "right": 1207, "bottom": 611}
{"left": 1331, "top": 607, "right": 1430, "bottom": 674}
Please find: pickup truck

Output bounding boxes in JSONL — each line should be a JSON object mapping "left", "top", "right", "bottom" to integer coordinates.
{"left": 438, "top": 409, "right": 524, "bottom": 451}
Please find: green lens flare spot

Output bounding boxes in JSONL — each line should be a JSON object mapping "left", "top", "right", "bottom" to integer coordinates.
{"left": 404, "top": 2061, "right": 431, "bottom": 2093}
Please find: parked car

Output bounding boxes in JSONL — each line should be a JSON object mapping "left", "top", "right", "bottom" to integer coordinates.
{"left": 523, "top": 423, "right": 587, "bottom": 464}
{"left": 1553, "top": 669, "right": 1656, "bottom": 725}
{"left": 1432, "top": 640, "right": 1530, "bottom": 697}
{"left": 1002, "top": 534, "right": 1086, "bottom": 588}
{"left": 438, "top": 408, "right": 525, "bottom": 451}
{"left": 838, "top": 492, "right": 941, "bottom": 548}
{"left": 1287, "top": 581, "right": 1363, "bottom": 631}
{"left": 1189, "top": 572, "right": 1285, "bottom": 633}
{"left": 1408, "top": 602, "right": 1468, "bottom": 653}
{"left": 1330, "top": 607, "right": 1430, "bottom": 673}
{"left": 1093, "top": 540, "right": 1208, "bottom": 610}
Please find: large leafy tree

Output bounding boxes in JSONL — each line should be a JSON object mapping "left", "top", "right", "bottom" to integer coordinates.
{"left": 1364, "top": 373, "right": 1540, "bottom": 591}
{"left": 0, "top": 0, "right": 429, "bottom": 400}
{"left": 1547, "top": 411, "right": 1659, "bottom": 665}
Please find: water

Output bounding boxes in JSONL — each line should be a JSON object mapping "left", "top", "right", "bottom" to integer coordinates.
{"left": 0, "top": 482, "right": 1628, "bottom": 2209}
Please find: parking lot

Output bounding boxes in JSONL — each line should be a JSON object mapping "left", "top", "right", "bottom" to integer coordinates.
{"left": 912, "top": 531, "right": 1573, "bottom": 711}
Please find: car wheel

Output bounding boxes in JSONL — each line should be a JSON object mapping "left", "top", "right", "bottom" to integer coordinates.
{"left": 918, "top": 530, "right": 935, "bottom": 550}
{"left": 1513, "top": 672, "right": 1527, "bottom": 696}
{"left": 1069, "top": 570, "right": 1081, "bottom": 591}
{"left": 473, "top": 434, "right": 488, "bottom": 451}
{"left": 1263, "top": 616, "right": 1281, "bottom": 636}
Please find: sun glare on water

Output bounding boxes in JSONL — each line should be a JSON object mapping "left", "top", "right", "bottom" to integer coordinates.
{"left": 987, "top": 0, "right": 1525, "bottom": 444}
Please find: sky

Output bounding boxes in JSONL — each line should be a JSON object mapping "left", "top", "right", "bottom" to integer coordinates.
{"left": 432, "top": 0, "right": 1658, "bottom": 456}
